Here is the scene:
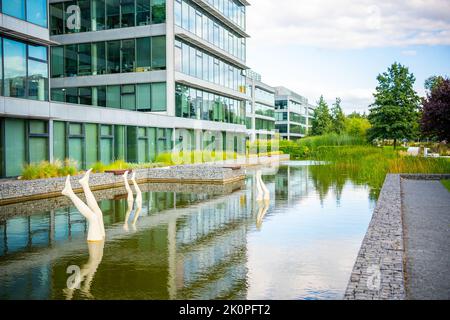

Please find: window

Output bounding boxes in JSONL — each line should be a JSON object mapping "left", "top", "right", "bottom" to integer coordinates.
{"left": 50, "top": 3, "right": 64, "bottom": 35}
{"left": 78, "top": 43, "right": 92, "bottom": 76}
{"left": 51, "top": 47, "right": 64, "bottom": 78}
{"left": 66, "top": 87, "right": 78, "bottom": 104}
{"left": 151, "top": 36, "right": 166, "bottom": 70}
{"left": 151, "top": 0, "right": 166, "bottom": 24}
{"left": 136, "top": 37, "right": 151, "bottom": 71}
{"left": 151, "top": 83, "right": 166, "bottom": 111}
{"left": 3, "top": 38, "right": 26, "bottom": 98}
{"left": 92, "top": 42, "right": 106, "bottom": 75}
{"left": 92, "top": 0, "right": 106, "bottom": 31}
{"left": 107, "top": 41, "right": 120, "bottom": 74}
{"left": 137, "top": 0, "right": 151, "bottom": 26}
{"left": 107, "top": 0, "right": 120, "bottom": 29}
{"left": 121, "top": 84, "right": 136, "bottom": 110}
{"left": 137, "top": 83, "right": 151, "bottom": 112}
{"left": 79, "top": 87, "right": 92, "bottom": 105}
{"left": 106, "top": 85, "right": 120, "bottom": 108}
{"left": 93, "top": 86, "right": 106, "bottom": 107}
{"left": 121, "top": 0, "right": 135, "bottom": 27}
{"left": 78, "top": 0, "right": 91, "bottom": 32}
{"left": 27, "top": 45, "right": 48, "bottom": 101}
{"left": 65, "top": 44, "right": 78, "bottom": 77}
{"left": 121, "top": 39, "right": 135, "bottom": 73}
{"left": 2, "top": 0, "right": 26, "bottom": 20}
{"left": 174, "top": 0, "right": 182, "bottom": 26}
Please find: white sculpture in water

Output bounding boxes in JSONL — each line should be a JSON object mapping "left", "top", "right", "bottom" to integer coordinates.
{"left": 79, "top": 168, "right": 105, "bottom": 238}
{"left": 255, "top": 170, "right": 270, "bottom": 228}
{"left": 62, "top": 174, "right": 104, "bottom": 242}
{"left": 123, "top": 171, "right": 135, "bottom": 230}
{"left": 131, "top": 171, "right": 143, "bottom": 225}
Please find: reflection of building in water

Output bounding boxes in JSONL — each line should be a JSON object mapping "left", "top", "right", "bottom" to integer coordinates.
{"left": 275, "top": 166, "right": 312, "bottom": 205}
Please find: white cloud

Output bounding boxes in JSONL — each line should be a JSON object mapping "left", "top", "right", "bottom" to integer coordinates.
{"left": 247, "top": 0, "right": 450, "bottom": 49}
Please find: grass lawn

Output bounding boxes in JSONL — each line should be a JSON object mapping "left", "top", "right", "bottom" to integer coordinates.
{"left": 442, "top": 180, "right": 450, "bottom": 192}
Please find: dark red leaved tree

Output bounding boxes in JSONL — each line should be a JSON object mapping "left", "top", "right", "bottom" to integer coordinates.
{"left": 421, "top": 78, "right": 450, "bottom": 141}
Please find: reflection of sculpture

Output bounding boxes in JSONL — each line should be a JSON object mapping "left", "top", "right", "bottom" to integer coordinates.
{"left": 131, "top": 172, "right": 143, "bottom": 226}
{"left": 79, "top": 168, "right": 105, "bottom": 238}
{"left": 255, "top": 170, "right": 270, "bottom": 228}
{"left": 63, "top": 240, "right": 105, "bottom": 300}
{"left": 123, "top": 171, "right": 135, "bottom": 230}
{"left": 62, "top": 175, "right": 104, "bottom": 242}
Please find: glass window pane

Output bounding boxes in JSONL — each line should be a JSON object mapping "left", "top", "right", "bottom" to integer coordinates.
{"left": 106, "top": 41, "right": 120, "bottom": 73}
{"left": 106, "top": 0, "right": 120, "bottom": 29}
{"left": 3, "top": 0, "right": 25, "bottom": 20}
{"left": 78, "top": 43, "right": 92, "bottom": 76}
{"left": 51, "top": 47, "right": 64, "bottom": 78}
{"left": 121, "top": 0, "right": 135, "bottom": 27}
{"left": 78, "top": 0, "right": 91, "bottom": 32}
{"left": 50, "top": 3, "right": 64, "bottom": 35}
{"left": 92, "top": 86, "right": 106, "bottom": 107}
{"left": 136, "top": 37, "right": 151, "bottom": 71}
{"left": 66, "top": 87, "right": 78, "bottom": 104}
{"left": 51, "top": 88, "right": 65, "bottom": 102}
{"left": 65, "top": 44, "right": 78, "bottom": 77}
{"left": 28, "top": 59, "right": 49, "bottom": 101}
{"left": 121, "top": 39, "right": 135, "bottom": 73}
{"left": 151, "top": 83, "right": 166, "bottom": 111}
{"left": 3, "top": 38, "right": 26, "bottom": 98}
{"left": 92, "top": 42, "right": 106, "bottom": 75}
{"left": 137, "top": 0, "right": 151, "bottom": 26}
{"left": 79, "top": 87, "right": 92, "bottom": 105}
{"left": 137, "top": 83, "right": 151, "bottom": 111}
{"left": 151, "top": 0, "right": 166, "bottom": 24}
{"left": 106, "top": 85, "right": 120, "bottom": 108}
{"left": 121, "top": 85, "right": 136, "bottom": 110}
{"left": 92, "top": 0, "right": 106, "bottom": 31}
{"left": 151, "top": 36, "right": 166, "bottom": 70}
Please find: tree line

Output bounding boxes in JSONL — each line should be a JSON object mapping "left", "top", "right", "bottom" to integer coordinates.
{"left": 310, "top": 62, "right": 449, "bottom": 148}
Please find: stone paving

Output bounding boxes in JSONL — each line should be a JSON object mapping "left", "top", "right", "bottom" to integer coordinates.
{"left": 402, "top": 179, "right": 450, "bottom": 300}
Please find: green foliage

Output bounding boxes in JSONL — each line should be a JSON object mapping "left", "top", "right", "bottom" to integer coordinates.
{"left": 368, "top": 62, "right": 421, "bottom": 147}
{"left": 311, "top": 95, "right": 333, "bottom": 136}
{"left": 442, "top": 180, "right": 450, "bottom": 193}
{"left": 344, "top": 117, "right": 371, "bottom": 138}
{"left": 425, "top": 75, "right": 445, "bottom": 93}
{"left": 331, "top": 97, "right": 346, "bottom": 134}
{"left": 21, "top": 160, "right": 79, "bottom": 180}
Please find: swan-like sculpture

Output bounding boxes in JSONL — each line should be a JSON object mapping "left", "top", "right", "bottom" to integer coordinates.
{"left": 62, "top": 174, "right": 104, "bottom": 242}
{"left": 63, "top": 240, "right": 105, "bottom": 300}
{"left": 122, "top": 171, "right": 135, "bottom": 230}
{"left": 130, "top": 171, "right": 143, "bottom": 226}
{"left": 255, "top": 170, "right": 271, "bottom": 228}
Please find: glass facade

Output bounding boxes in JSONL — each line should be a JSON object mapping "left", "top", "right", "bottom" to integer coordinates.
{"left": 51, "top": 36, "right": 166, "bottom": 78}
{"left": 1, "top": 0, "right": 48, "bottom": 27}
{"left": 254, "top": 87, "right": 274, "bottom": 106}
{"left": 175, "top": 83, "right": 245, "bottom": 125}
{"left": 51, "top": 82, "right": 167, "bottom": 112}
{"left": 1, "top": 37, "right": 49, "bottom": 101}
{"left": 204, "top": 0, "right": 245, "bottom": 29}
{"left": 175, "top": 0, "right": 246, "bottom": 61}
{"left": 255, "top": 103, "right": 275, "bottom": 118}
{"left": 49, "top": 0, "right": 166, "bottom": 35}
{"left": 255, "top": 118, "right": 275, "bottom": 131}
{"left": 175, "top": 39, "right": 244, "bottom": 92}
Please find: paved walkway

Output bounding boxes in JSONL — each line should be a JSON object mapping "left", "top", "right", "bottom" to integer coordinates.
{"left": 402, "top": 179, "right": 450, "bottom": 300}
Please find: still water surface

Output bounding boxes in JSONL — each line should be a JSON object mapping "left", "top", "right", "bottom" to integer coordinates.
{"left": 0, "top": 163, "right": 376, "bottom": 299}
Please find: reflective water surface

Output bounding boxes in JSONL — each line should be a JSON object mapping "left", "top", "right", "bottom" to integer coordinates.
{"left": 0, "top": 163, "right": 376, "bottom": 300}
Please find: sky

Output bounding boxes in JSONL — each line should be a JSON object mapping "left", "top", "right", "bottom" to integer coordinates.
{"left": 246, "top": 0, "right": 450, "bottom": 114}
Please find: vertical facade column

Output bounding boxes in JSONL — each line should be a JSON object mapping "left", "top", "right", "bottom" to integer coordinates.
{"left": 49, "top": 119, "right": 54, "bottom": 163}
{"left": 250, "top": 81, "right": 256, "bottom": 142}
{"left": 165, "top": 0, "right": 176, "bottom": 117}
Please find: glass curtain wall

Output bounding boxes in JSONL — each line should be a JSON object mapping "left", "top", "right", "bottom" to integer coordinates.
{"left": 1, "top": 37, "right": 48, "bottom": 101}
{"left": 51, "top": 82, "right": 167, "bottom": 112}
{"left": 51, "top": 36, "right": 166, "bottom": 78}
{"left": 1, "top": 0, "right": 48, "bottom": 27}
{"left": 174, "top": 39, "right": 244, "bottom": 93}
{"left": 204, "top": 0, "right": 246, "bottom": 29}
{"left": 49, "top": 0, "right": 166, "bottom": 35}
{"left": 174, "top": 0, "right": 246, "bottom": 61}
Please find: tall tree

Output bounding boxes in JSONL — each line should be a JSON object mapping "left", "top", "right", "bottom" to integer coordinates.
{"left": 331, "top": 97, "right": 346, "bottom": 134}
{"left": 368, "top": 62, "right": 421, "bottom": 148}
{"left": 421, "top": 78, "right": 450, "bottom": 141}
{"left": 424, "top": 75, "right": 444, "bottom": 93}
{"left": 311, "top": 96, "right": 332, "bottom": 136}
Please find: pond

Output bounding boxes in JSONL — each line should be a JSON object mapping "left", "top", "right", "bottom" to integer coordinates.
{"left": 0, "top": 162, "right": 376, "bottom": 300}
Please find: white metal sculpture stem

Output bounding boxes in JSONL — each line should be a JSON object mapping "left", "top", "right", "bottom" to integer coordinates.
{"left": 78, "top": 168, "right": 105, "bottom": 238}
{"left": 131, "top": 171, "right": 143, "bottom": 226}
{"left": 123, "top": 171, "right": 135, "bottom": 229}
{"left": 62, "top": 176, "right": 104, "bottom": 242}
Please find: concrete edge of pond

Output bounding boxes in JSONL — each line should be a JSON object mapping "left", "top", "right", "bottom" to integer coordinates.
{"left": 344, "top": 173, "right": 450, "bottom": 300}
{"left": 0, "top": 155, "right": 290, "bottom": 206}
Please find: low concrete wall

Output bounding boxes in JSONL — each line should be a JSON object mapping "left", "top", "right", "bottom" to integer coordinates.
{"left": 344, "top": 173, "right": 450, "bottom": 300}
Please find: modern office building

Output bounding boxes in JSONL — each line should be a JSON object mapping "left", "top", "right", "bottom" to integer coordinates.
{"left": 0, "top": 0, "right": 250, "bottom": 178}
{"left": 274, "top": 86, "right": 314, "bottom": 140}
{"left": 245, "top": 70, "right": 276, "bottom": 142}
